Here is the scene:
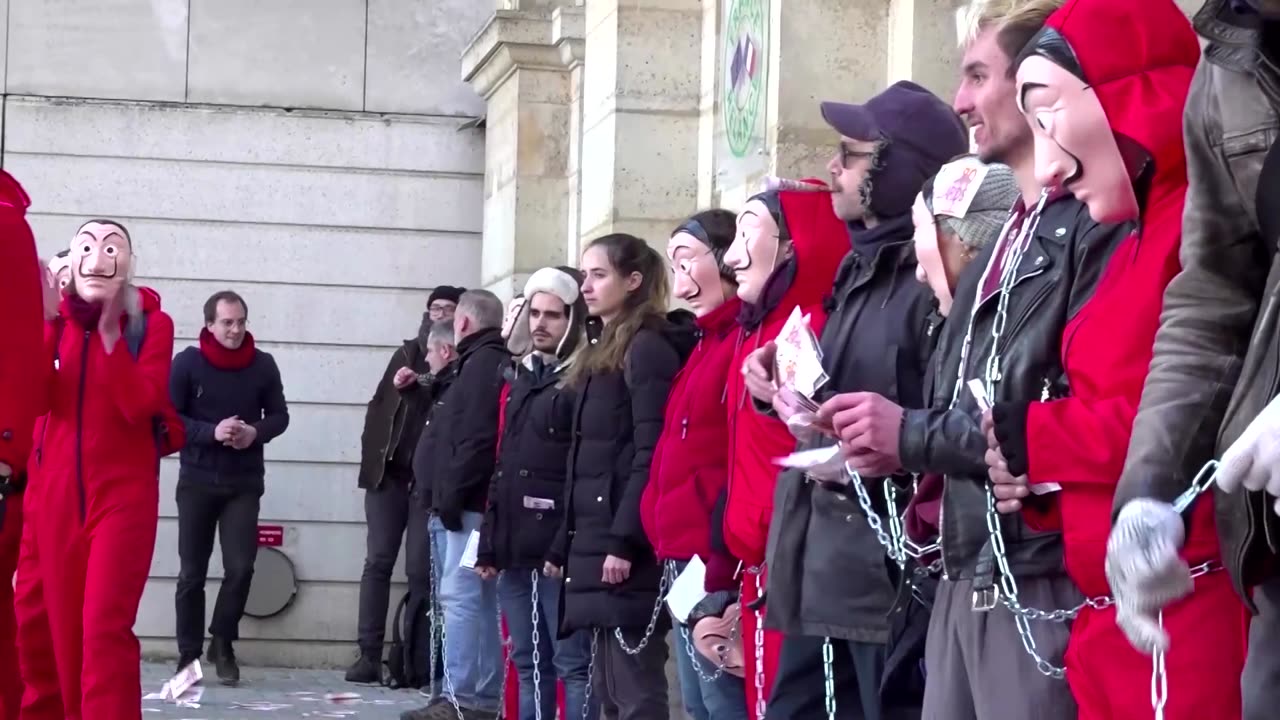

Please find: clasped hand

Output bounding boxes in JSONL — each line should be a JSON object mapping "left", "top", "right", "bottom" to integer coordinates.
{"left": 982, "top": 410, "right": 1028, "bottom": 514}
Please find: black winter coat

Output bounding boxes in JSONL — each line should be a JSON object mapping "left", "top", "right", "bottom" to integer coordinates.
{"left": 765, "top": 218, "right": 938, "bottom": 645}
{"left": 477, "top": 355, "right": 576, "bottom": 571}
{"left": 358, "top": 339, "right": 431, "bottom": 490}
{"left": 170, "top": 345, "right": 289, "bottom": 495}
{"left": 410, "top": 364, "right": 458, "bottom": 512}
{"left": 552, "top": 319, "right": 695, "bottom": 633}
{"left": 427, "top": 328, "right": 511, "bottom": 528}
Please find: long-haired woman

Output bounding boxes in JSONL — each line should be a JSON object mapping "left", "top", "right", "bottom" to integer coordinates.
{"left": 545, "top": 233, "right": 695, "bottom": 720}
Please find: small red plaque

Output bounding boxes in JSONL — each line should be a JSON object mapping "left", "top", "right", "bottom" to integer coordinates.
{"left": 257, "top": 525, "right": 284, "bottom": 547}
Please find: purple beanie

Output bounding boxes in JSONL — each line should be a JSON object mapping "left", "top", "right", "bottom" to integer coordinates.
{"left": 821, "top": 81, "right": 969, "bottom": 218}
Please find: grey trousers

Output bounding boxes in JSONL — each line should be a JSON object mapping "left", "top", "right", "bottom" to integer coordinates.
{"left": 1244, "top": 573, "right": 1280, "bottom": 720}
{"left": 921, "top": 575, "right": 1080, "bottom": 720}
{"left": 595, "top": 627, "right": 671, "bottom": 720}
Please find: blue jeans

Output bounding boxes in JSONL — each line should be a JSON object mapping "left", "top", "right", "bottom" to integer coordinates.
{"left": 498, "top": 569, "right": 599, "bottom": 720}
{"left": 671, "top": 561, "right": 749, "bottom": 720}
{"left": 429, "top": 513, "right": 502, "bottom": 712}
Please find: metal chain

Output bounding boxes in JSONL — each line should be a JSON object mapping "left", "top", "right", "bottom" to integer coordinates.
{"left": 751, "top": 571, "right": 767, "bottom": 720}
{"left": 496, "top": 589, "right": 510, "bottom": 720}
{"left": 822, "top": 636, "right": 836, "bottom": 720}
{"left": 429, "top": 546, "right": 440, "bottom": 701}
{"left": 582, "top": 628, "right": 599, "bottom": 720}
{"left": 844, "top": 466, "right": 904, "bottom": 567}
{"left": 429, "top": 534, "right": 466, "bottom": 720}
{"left": 530, "top": 569, "right": 544, "bottom": 720}
{"left": 667, "top": 561, "right": 725, "bottom": 684}
{"left": 613, "top": 567, "right": 671, "bottom": 655}
{"left": 1152, "top": 611, "right": 1168, "bottom": 720}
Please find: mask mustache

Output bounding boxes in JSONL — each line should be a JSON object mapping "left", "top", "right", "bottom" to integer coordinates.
{"left": 78, "top": 256, "right": 118, "bottom": 279}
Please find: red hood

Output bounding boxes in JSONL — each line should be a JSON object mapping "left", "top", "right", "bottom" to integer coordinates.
{"left": 1046, "top": 0, "right": 1199, "bottom": 207}
{"left": 775, "top": 179, "right": 849, "bottom": 314}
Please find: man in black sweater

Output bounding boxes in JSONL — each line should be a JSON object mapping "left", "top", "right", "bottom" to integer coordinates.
{"left": 170, "top": 290, "right": 289, "bottom": 684}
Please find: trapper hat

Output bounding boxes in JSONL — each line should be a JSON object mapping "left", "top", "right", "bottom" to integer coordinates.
{"left": 507, "top": 266, "right": 588, "bottom": 360}
{"left": 924, "top": 156, "right": 1019, "bottom": 252}
{"left": 821, "top": 81, "right": 969, "bottom": 218}
{"left": 428, "top": 285, "right": 466, "bottom": 307}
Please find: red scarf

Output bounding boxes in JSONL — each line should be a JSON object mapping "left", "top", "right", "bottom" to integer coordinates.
{"left": 199, "top": 328, "right": 257, "bottom": 371}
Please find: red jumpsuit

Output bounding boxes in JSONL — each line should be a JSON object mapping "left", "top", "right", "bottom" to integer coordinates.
{"left": 1015, "top": 2, "right": 1245, "bottom": 717}
{"left": 0, "top": 171, "right": 41, "bottom": 720}
{"left": 18, "top": 288, "right": 174, "bottom": 720}
{"left": 723, "top": 181, "right": 848, "bottom": 718}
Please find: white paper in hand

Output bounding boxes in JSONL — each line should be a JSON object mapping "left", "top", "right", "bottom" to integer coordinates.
{"left": 459, "top": 530, "right": 481, "bottom": 570}
{"left": 666, "top": 555, "right": 709, "bottom": 624}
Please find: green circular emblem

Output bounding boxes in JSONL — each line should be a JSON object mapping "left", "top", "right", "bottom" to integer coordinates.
{"left": 722, "top": 0, "right": 766, "bottom": 159}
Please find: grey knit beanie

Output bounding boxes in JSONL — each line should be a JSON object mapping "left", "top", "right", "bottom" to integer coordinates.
{"left": 924, "top": 157, "right": 1018, "bottom": 253}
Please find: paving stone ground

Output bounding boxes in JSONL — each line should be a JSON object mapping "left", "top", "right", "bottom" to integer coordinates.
{"left": 140, "top": 663, "right": 433, "bottom": 719}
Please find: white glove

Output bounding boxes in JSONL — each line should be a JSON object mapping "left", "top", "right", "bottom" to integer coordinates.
{"left": 1104, "top": 498, "right": 1192, "bottom": 654}
{"left": 1218, "top": 393, "right": 1280, "bottom": 516}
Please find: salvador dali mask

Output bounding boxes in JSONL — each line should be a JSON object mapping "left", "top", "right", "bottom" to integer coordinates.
{"left": 70, "top": 221, "right": 132, "bottom": 304}
{"left": 1016, "top": 41, "right": 1138, "bottom": 224}
{"left": 724, "top": 198, "right": 788, "bottom": 306}
{"left": 667, "top": 229, "right": 725, "bottom": 316}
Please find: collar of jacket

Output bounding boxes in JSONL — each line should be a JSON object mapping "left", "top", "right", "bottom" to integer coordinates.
{"left": 456, "top": 326, "right": 505, "bottom": 359}
{"left": 1196, "top": 1, "right": 1280, "bottom": 132}
{"left": 696, "top": 296, "right": 742, "bottom": 340}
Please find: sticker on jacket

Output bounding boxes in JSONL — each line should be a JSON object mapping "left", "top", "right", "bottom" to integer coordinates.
{"left": 523, "top": 496, "right": 555, "bottom": 510}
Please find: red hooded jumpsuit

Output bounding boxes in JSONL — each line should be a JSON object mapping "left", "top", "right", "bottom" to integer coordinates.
{"left": 18, "top": 287, "right": 174, "bottom": 720}
{"left": 1015, "top": 2, "right": 1246, "bottom": 717}
{"left": 724, "top": 181, "right": 849, "bottom": 718}
{"left": 0, "top": 172, "right": 42, "bottom": 720}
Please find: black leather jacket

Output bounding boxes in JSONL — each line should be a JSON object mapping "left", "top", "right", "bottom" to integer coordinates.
{"left": 899, "top": 193, "right": 1133, "bottom": 582}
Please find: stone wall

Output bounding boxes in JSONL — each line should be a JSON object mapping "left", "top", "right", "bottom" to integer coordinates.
{"left": 11, "top": 0, "right": 489, "bottom": 668}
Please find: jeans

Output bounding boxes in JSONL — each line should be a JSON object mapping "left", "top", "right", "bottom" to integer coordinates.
{"left": 498, "top": 569, "right": 598, "bottom": 720}
{"left": 670, "top": 562, "right": 749, "bottom": 720}
{"left": 174, "top": 481, "right": 261, "bottom": 657}
{"left": 429, "top": 512, "right": 502, "bottom": 712}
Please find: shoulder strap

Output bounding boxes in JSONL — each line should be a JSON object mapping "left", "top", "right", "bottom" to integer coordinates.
{"left": 125, "top": 312, "right": 148, "bottom": 360}
{"left": 52, "top": 316, "right": 66, "bottom": 363}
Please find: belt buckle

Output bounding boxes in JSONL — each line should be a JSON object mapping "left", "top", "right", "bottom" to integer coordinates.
{"left": 971, "top": 586, "right": 999, "bottom": 612}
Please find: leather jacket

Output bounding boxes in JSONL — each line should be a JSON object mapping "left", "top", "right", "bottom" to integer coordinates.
{"left": 1116, "top": 0, "right": 1280, "bottom": 607}
{"left": 900, "top": 193, "right": 1133, "bottom": 583}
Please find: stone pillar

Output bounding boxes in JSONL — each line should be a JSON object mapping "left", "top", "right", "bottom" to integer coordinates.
{"left": 461, "top": 2, "right": 584, "bottom": 299}
{"left": 576, "top": 0, "right": 703, "bottom": 252}
{"left": 887, "top": 0, "right": 969, "bottom": 101}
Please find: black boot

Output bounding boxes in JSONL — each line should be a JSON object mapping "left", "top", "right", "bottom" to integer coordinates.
{"left": 175, "top": 652, "right": 200, "bottom": 675}
{"left": 206, "top": 636, "right": 240, "bottom": 685}
{"left": 344, "top": 652, "right": 381, "bottom": 684}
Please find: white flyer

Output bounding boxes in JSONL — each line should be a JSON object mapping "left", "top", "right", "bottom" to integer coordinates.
{"left": 459, "top": 530, "right": 481, "bottom": 570}
{"left": 665, "top": 556, "right": 709, "bottom": 624}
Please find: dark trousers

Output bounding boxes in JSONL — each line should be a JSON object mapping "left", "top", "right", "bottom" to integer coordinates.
{"left": 596, "top": 626, "right": 670, "bottom": 720}
{"left": 1244, "top": 573, "right": 1280, "bottom": 720}
{"left": 174, "top": 481, "right": 261, "bottom": 657}
{"left": 356, "top": 474, "right": 431, "bottom": 659}
{"left": 766, "top": 635, "right": 917, "bottom": 720}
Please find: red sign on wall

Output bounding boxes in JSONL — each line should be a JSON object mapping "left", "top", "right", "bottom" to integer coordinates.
{"left": 257, "top": 525, "right": 284, "bottom": 547}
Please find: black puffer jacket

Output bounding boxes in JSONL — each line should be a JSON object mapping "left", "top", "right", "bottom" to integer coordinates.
{"left": 552, "top": 317, "right": 696, "bottom": 633}
{"left": 477, "top": 356, "right": 577, "bottom": 570}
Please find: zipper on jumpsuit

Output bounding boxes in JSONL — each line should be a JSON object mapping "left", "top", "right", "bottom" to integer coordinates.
{"left": 724, "top": 329, "right": 754, "bottom": 567}
{"left": 76, "top": 330, "right": 91, "bottom": 524}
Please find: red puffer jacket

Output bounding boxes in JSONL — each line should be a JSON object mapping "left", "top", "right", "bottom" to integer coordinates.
{"left": 642, "top": 299, "right": 742, "bottom": 561}
{"left": 724, "top": 181, "right": 850, "bottom": 567}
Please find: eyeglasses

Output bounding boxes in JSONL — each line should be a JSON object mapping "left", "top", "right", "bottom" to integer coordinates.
{"left": 837, "top": 142, "right": 876, "bottom": 168}
{"left": 428, "top": 303, "right": 454, "bottom": 317}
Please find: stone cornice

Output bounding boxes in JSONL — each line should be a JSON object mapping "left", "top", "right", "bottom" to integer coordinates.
{"left": 461, "top": 8, "right": 586, "bottom": 99}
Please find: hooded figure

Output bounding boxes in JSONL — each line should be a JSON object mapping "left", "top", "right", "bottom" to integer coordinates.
{"left": 996, "top": 2, "right": 1244, "bottom": 717}
{"left": 19, "top": 220, "right": 177, "bottom": 720}
{"left": 477, "top": 266, "right": 594, "bottom": 720}
{"left": 720, "top": 178, "right": 849, "bottom": 719}
{"left": 0, "top": 172, "right": 42, "bottom": 720}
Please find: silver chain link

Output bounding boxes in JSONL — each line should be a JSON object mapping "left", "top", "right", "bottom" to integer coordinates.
{"left": 613, "top": 567, "right": 671, "bottom": 655}
{"left": 582, "top": 628, "right": 599, "bottom": 720}
{"left": 530, "top": 569, "right": 544, "bottom": 720}
{"left": 1152, "top": 610, "right": 1168, "bottom": 720}
{"left": 668, "top": 562, "right": 726, "bottom": 684}
{"left": 822, "top": 636, "right": 836, "bottom": 720}
{"left": 428, "top": 533, "right": 466, "bottom": 720}
{"left": 751, "top": 570, "right": 767, "bottom": 720}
